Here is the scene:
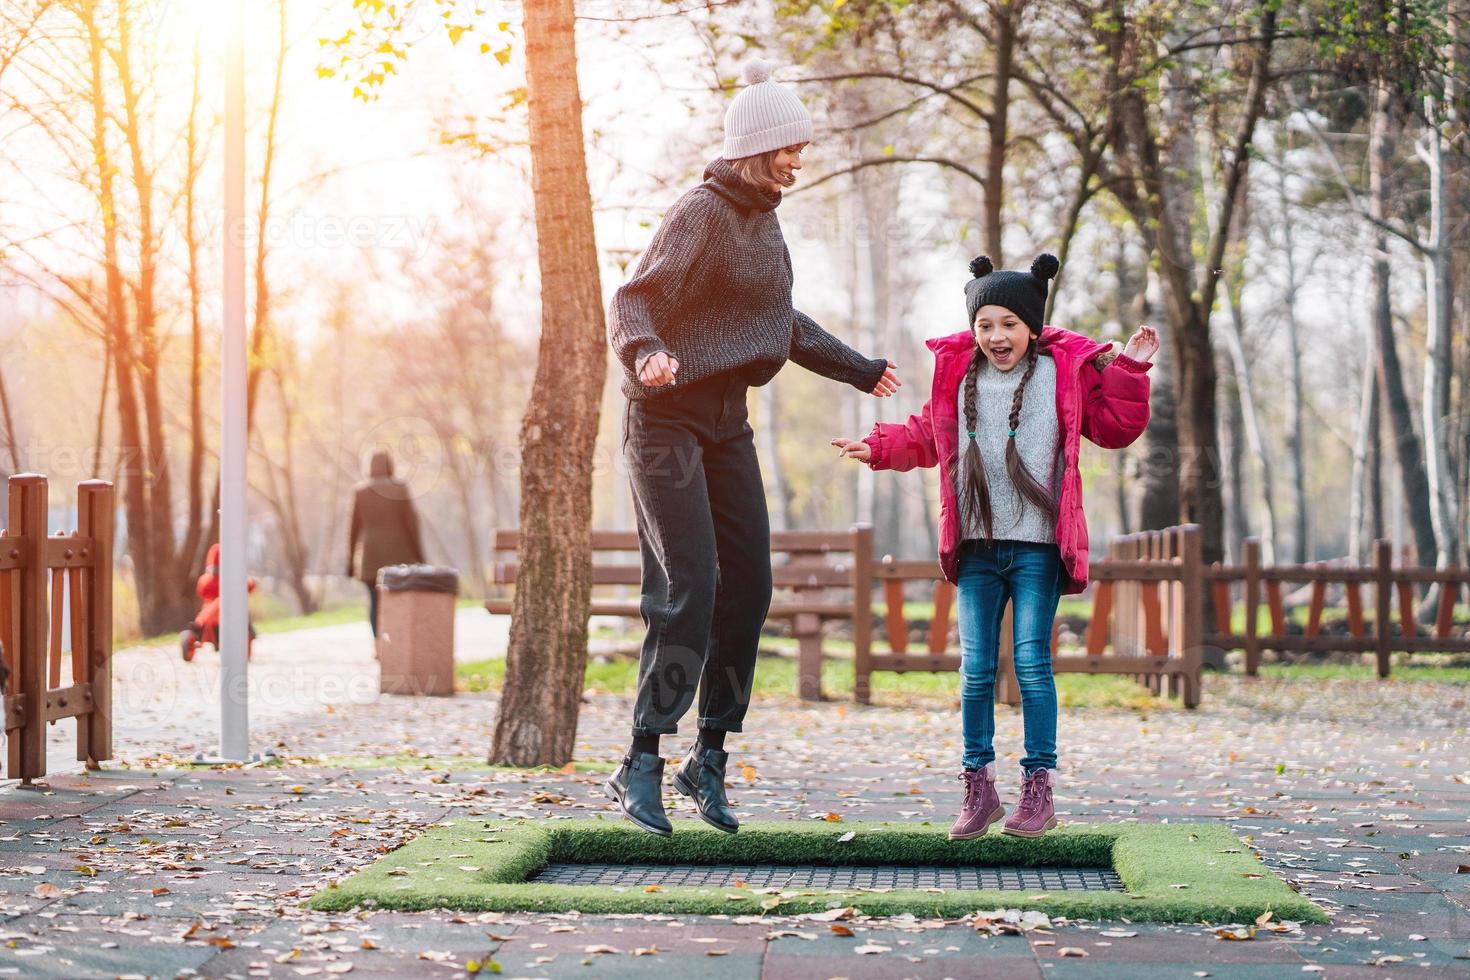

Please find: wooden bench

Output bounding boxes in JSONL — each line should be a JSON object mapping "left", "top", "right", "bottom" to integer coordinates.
{"left": 486, "top": 526, "right": 875, "bottom": 700}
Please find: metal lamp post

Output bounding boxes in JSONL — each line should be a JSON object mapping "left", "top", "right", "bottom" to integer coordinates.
{"left": 215, "top": 0, "right": 249, "bottom": 761}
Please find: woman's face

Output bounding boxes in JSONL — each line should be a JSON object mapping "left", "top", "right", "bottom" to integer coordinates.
{"left": 770, "top": 143, "right": 806, "bottom": 190}
{"left": 972, "top": 304, "right": 1031, "bottom": 372}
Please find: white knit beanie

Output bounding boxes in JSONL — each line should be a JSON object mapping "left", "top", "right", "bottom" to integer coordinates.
{"left": 722, "top": 58, "right": 813, "bottom": 160}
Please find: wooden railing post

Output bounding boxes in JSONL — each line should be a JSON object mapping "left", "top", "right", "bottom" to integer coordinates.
{"left": 850, "top": 524, "right": 874, "bottom": 705}
{"left": 1178, "top": 524, "right": 1203, "bottom": 708}
{"left": 1166, "top": 528, "right": 1184, "bottom": 699}
{"left": 7, "top": 474, "right": 49, "bottom": 784}
{"left": 1374, "top": 538, "right": 1392, "bottom": 680}
{"left": 928, "top": 581, "right": 955, "bottom": 653}
{"left": 794, "top": 603, "right": 824, "bottom": 702}
{"left": 882, "top": 558, "right": 907, "bottom": 655}
{"left": 1242, "top": 537, "right": 1261, "bottom": 677}
{"left": 78, "top": 481, "right": 114, "bottom": 765}
{"left": 995, "top": 600, "right": 1020, "bottom": 706}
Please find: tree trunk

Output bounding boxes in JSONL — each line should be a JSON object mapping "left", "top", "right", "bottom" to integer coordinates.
{"left": 1111, "top": 230, "right": 1144, "bottom": 534}
{"left": 179, "top": 36, "right": 209, "bottom": 582}
{"left": 1221, "top": 355, "right": 1247, "bottom": 562}
{"left": 116, "top": 0, "right": 190, "bottom": 632}
{"left": 757, "top": 384, "right": 791, "bottom": 531}
{"left": 1419, "top": 86, "right": 1459, "bottom": 566}
{"left": 983, "top": 0, "right": 1014, "bottom": 264}
{"left": 259, "top": 367, "right": 318, "bottom": 615}
{"left": 1349, "top": 326, "right": 1379, "bottom": 563}
{"left": 1276, "top": 154, "right": 1309, "bottom": 563}
{"left": 1197, "top": 127, "right": 1275, "bottom": 564}
{"left": 1368, "top": 76, "right": 1437, "bottom": 567}
{"left": 1175, "top": 304, "right": 1225, "bottom": 566}
{"left": 0, "top": 365, "right": 18, "bottom": 472}
{"left": 80, "top": 4, "right": 160, "bottom": 632}
{"left": 1136, "top": 271, "right": 1179, "bottom": 531}
{"left": 987, "top": 2, "right": 1011, "bottom": 264}
{"left": 1220, "top": 273, "right": 1276, "bottom": 563}
{"left": 490, "top": 0, "right": 605, "bottom": 767}
{"left": 1111, "top": 4, "right": 1275, "bottom": 573}
{"left": 1368, "top": 373, "right": 1384, "bottom": 545}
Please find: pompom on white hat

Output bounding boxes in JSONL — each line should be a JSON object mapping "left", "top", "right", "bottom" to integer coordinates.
{"left": 722, "top": 58, "right": 813, "bottom": 160}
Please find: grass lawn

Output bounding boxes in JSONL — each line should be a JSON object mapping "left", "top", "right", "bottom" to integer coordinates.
{"left": 127, "top": 597, "right": 482, "bottom": 648}
{"left": 1254, "top": 661, "right": 1470, "bottom": 683}
{"left": 306, "top": 818, "right": 1325, "bottom": 924}
{"left": 455, "top": 653, "right": 1168, "bottom": 710}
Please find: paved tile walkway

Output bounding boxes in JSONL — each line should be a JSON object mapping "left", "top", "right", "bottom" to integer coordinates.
{"left": 2, "top": 614, "right": 1468, "bottom": 977}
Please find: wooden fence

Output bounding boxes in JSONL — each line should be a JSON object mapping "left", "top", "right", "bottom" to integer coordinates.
{"left": 1205, "top": 537, "right": 1470, "bottom": 676}
{"left": 1, "top": 475, "right": 115, "bottom": 784}
{"left": 489, "top": 522, "right": 1466, "bottom": 706}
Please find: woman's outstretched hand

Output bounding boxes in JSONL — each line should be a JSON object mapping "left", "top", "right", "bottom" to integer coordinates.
{"left": 1123, "top": 324, "right": 1159, "bottom": 363}
{"left": 831, "top": 438, "right": 871, "bottom": 462}
{"left": 869, "top": 361, "right": 901, "bottom": 397}
{"left": 639, "top": 351, "right": 679, "bottom": 387}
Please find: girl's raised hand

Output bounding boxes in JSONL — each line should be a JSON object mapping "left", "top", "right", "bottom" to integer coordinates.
{"left": 1123, "top": 324, "right": 1159, "bottom": 363}
{"left": 830, "top": 438, "right": 871, "bottom": 462}
{"left": 869, "top": 360, "right": 901, "bottom": 397}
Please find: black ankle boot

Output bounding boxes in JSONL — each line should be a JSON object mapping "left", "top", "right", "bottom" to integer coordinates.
{"left": 605, "top": 750, "right": 672, "bottom": 836}
{"left": 672, "top": 745, "right": 738, "bottom": 834}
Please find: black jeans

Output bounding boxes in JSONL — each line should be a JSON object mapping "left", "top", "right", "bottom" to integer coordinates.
{"left": 622, "top": 369, "right": 773, "bottom": 738}
{"left": 366, "top": 582, "right": 379, "bottom": 637}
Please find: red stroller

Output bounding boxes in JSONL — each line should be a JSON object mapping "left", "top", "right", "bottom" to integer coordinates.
{"left": 180, "top": 543, "right": 256, "bottom": 662}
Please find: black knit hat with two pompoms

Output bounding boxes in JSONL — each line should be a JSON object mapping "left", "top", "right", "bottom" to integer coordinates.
{"left": 963, "top": 253, "right": 1059, "bottom": 333}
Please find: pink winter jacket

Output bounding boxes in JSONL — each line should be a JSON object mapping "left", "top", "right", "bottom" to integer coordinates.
{"left": 861, "top": 325, "right": 1152, "bottom": 595}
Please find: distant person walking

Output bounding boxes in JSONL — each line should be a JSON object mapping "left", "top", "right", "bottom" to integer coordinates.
{"left": 347, "top": 449, "right": 425, "bottom": 637}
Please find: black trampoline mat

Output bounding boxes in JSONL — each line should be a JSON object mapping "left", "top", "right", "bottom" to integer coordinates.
{"left": 531, "top": 863, "right": 1124, "bottom": 891}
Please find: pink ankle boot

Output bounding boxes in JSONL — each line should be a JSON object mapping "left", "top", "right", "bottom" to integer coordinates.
{"left": 948, "top": 763, "right": 1004, "bottom": 840}
{"left": 1002, "top": 768, "right": 1057, "bottom": 838}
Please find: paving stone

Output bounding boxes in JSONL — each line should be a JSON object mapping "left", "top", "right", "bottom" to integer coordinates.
{"left": 6, "top": 621, "right": 1470, "bottom": 978}
{"left": 1033, "top": 966, "right": 1310, "bottom": 979}
{"left": 766, "top": 952, "right": 1038, "bottom": 978}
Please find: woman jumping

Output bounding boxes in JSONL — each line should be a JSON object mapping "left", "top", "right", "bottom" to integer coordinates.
{"left": 604, "top": 59, "right": 901, "bottom": 836}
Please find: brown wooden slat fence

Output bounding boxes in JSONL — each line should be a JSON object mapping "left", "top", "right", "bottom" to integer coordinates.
{"left": 1, "top": 475, "right": 115, "bottom": 784}
{"left": 1205, "top": 537, "right": 1469, "bottom": 677}
{"left": 488, "top": 522, "right": 1464, "bottom": 707}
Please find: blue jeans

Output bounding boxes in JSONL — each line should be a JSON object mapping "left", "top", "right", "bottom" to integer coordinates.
{"left": 956, "top": 539, "right": 1064, "bottom": 773}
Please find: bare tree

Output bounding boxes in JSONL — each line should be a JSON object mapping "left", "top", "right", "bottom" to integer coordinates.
{"left": 488, "top": 0, "right": 607, "bottom": 766}
{"left": 1105, "top": 0, "right": 1278, "bottom": 569}
{"left": 0, "top": 1, "right": 219, "bottom": 632}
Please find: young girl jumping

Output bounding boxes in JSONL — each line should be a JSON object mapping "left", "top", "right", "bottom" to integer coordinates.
{"left": 832, "top": 254, "right": 1158, "bottom": 839}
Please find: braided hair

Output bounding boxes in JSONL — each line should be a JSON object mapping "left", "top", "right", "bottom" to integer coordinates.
{"left": 951, "top": 335, "right": 1059, "bottom": 544}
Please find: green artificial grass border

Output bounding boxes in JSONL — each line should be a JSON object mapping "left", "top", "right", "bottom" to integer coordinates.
{"left": 306, "top": 819, "right": 1325, "bottom": 924}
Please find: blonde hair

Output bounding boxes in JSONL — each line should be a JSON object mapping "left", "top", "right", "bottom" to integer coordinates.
{"left": 728, "top": 148, "right": 783, "bottom": 189}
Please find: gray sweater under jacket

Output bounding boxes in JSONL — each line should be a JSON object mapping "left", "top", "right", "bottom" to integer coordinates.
{"left": 607, "top": 157, "right": 888, "bottom": 400}
{"left": 956, "top": 354, "right": 1063, "bottom": 545}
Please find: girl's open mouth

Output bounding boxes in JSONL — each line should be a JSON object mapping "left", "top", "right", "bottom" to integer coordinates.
{"left": 990, "top": 346, "right": 1013, "bottom": 364}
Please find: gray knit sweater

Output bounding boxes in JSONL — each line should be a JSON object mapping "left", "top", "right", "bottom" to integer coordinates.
{"left": 607, "top": 158, "right": 889, "bottom": 400}
{"left": 956, "top": 355, "right": 1063, "bottom": 544}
